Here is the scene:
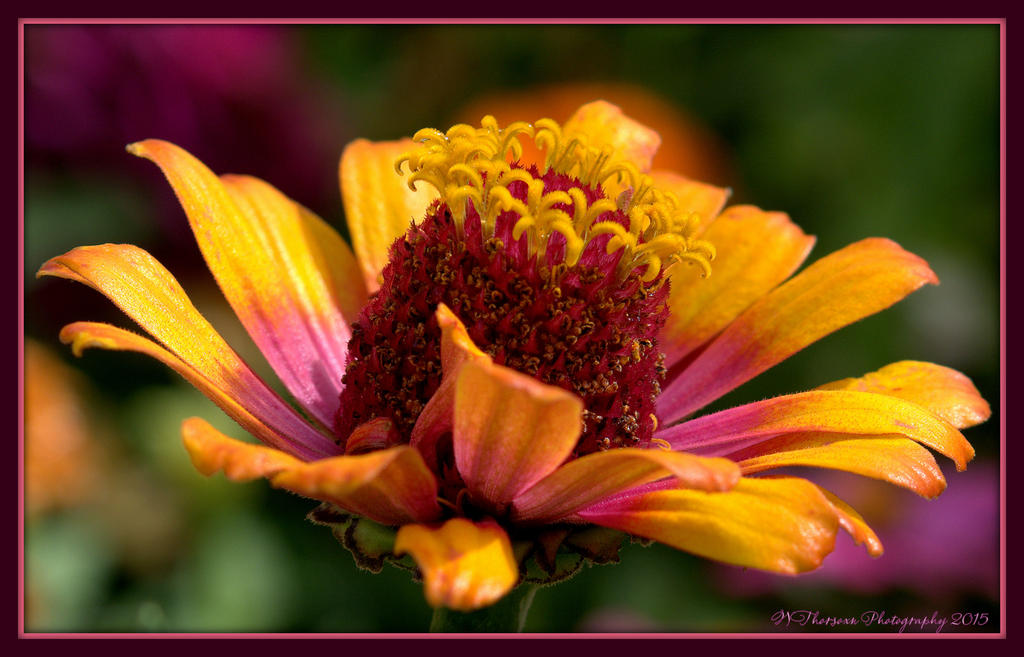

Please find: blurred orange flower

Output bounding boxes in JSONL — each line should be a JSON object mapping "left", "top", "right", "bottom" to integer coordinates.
{"left": 24, "top": 339, "right": 104, "bottom": 515}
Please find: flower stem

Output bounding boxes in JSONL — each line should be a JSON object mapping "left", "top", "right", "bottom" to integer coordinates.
{"left": 429, "top": 584, "right": 540, "bottom": 633}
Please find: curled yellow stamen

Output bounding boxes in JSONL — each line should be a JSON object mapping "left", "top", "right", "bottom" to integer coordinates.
{"left": 650, "top": 437, "right": 672, "bottom": 451}
{"left": 395, "top": 114, "right": 715, "bottom": 282}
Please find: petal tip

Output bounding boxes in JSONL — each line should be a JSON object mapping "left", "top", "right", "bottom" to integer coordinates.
{"left": 395, "top": 519, "right": 518, "bottom": 611}
{"left": 125, "top": 139, "right": 164, "bottom": 159}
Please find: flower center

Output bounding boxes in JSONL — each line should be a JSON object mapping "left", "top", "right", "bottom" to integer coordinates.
{"left": 336, "top": 115, "right": 714, "bottom": 458}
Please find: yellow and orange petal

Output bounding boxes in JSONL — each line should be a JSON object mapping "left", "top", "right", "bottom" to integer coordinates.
{"left": 510, "top": 448, "right": 740, "bottom": 524}
{"left": 183, "top": 417, "right": 441, "bottom": 526}
{"left": 660, "top": 205, "right": 815, "bottom": 367}
{"left": 39, "top": 245, "right": 339, "bottom": 460}
{"left": 734, "top": 435, "right": 947, "bottom": 499}
{"left": 816, "top": 486, "right": 885, "bottom": 557}
{"left": 453, "top": 358, "right": 583, "bottom": 514}
{"left": 658, "top": 238, "right": 940, "bottom": 421}
{"left": 659, "top": 389, "right": 974, "bottom": 470}
{"left": 182, "top": 416, "right": 303, "bottom": 481}
{"left": 561, "top": 100, "right": 661, "bottom": 174}
{"left": 395, "top": 518, "right": 518, "bottom": 611}
{"left": 817, "top": 360, "right": 991, "bottom": 429}
{"left": 127, "top": 140, "right": 365, "bottom": 430}
{"left": 340, "top": 138, "right": 440, "bottom": 293}
{"left": 579, "top": 476, "right": 840, "bottom": 574}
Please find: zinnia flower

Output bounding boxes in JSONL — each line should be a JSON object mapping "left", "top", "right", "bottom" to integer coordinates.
{"left": 38, "top": 100, "right": 989, "bottom": 627}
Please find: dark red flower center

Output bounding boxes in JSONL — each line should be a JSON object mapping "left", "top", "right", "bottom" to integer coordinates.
{"left": 336, "top": 164, "right": 671, "bottom": 458}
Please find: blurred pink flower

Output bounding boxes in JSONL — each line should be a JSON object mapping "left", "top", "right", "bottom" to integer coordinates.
{"left": 25, "top": 25, "right": 348, "bottom": 215}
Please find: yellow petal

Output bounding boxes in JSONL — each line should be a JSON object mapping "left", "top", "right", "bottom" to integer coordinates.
{"left": 395, "top": 519, "right": 518, "bottom": 611}
{"left": 736, "top": 435, "right": 947, "bottom": 499}
{"left": 648, "top": 170, "right": 731, "bottom": 237}
{"left": 659, "top": 238, "right": 938, "bottom": 422}
{"left": 817, "top": 361, "right": 991, "bottom": 429}
{"left": 39, "top": 245, "right": 339, "bottom": 459}
{"left": 816, "top": 486, "right": 884, "bottom": 557}
{"left": 453, "top": 359, "right": 583, "bottom": 514}
{"left": 126, "top": 140, "right": 363, "bottom": 430}
{"left": 511, "top": 448, "right": 739, "bottom": 523}
{"left": 563, "top": 100, "right": 661, "bottom": 173}
{"left": 660, "top": 205, "right": 815, "bottom": 367}
{"left": 579, "top": 476, "right": 839, "bottom": 574}
{"left": 340, "top": 138, "right": 440, "bottom": 293}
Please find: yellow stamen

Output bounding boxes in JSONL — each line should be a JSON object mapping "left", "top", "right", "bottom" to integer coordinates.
{"left": 395, "top": 114, "right": 715, "bottom": 282}
{"left": 650, "top": 437, "right": 672, "bottom": 451}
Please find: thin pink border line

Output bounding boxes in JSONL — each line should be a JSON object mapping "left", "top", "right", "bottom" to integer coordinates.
{"left": 20, "top": 632, "right": 1006, "bottom": 639}
{"left": 18, "top": 18, "right": 26, "bottom": 641}
{"left": 17, "top": 17, "right": 1006, "bottom": 25}
{"left": 18, "top": 21, "right": 1007, "bottom": 638}
{"left": 998, "top": 18, "right": 1007, "bottom": 640}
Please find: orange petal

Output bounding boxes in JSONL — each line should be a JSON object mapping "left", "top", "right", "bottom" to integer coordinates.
{"left": 183, "top": 416, "right": 440, "bottom": 525}
{"left": 344, "top": 417, "right": 402, "bottom": 455}
{"left": 182, "top": 416, "right": 302, "bottom": 481}
{"left": 410, "top": 304, "right": 491, "bottom": 463}
{"left": 436, "top": 302, "right": 490, "bottom": 370}
{"left": 563, "top": 100, "right": 661, "bottom": 173}
{"left": 817, "top": 360, "right": 991, "bottom": 429}
{"left": 660, "top": 205, "right": 815, "bottom": 368}
{"left": 62, "top": 322, "right": 336, "bottom": 460}
{"left": 126, "top": 140, "right": 363, "bottom": 430}
{"left": 658, "top": 238, "right": 938, "bottom": 421}
{"left": 660, "top": 390, "right": 974, "bottom": 471}
{"left": 579, "top": 476, "right": 839, "bottom": 574}
{"left": 648, "top": 170, "right": 731, "bottom": 237}
{"left": 735, "top": 435, "right": 947, "bottom": 499}
{"left": 340, "top": 138, "right": 440, "bottom": 293}
{"left": 270, "top": 445, "right": 442, "bottom": 526}
{"left": 510, "top": 448, "right": 740, "bottom": 523}
{"left": 394, "top": 519, "right": 518, "bottom": 611}
{"left": 453, "top": 359, "right": 583, "bottom": 514}
{"left": 816, "top": 486, "right": 884, "bottom": 557}
{"left": 39, "top": 245, "right": 339, "bottom": 459}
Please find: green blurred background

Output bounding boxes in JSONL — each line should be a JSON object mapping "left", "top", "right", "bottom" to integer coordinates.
{"left": 23, "top": 23, "right": 1001, "bottom": 633}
